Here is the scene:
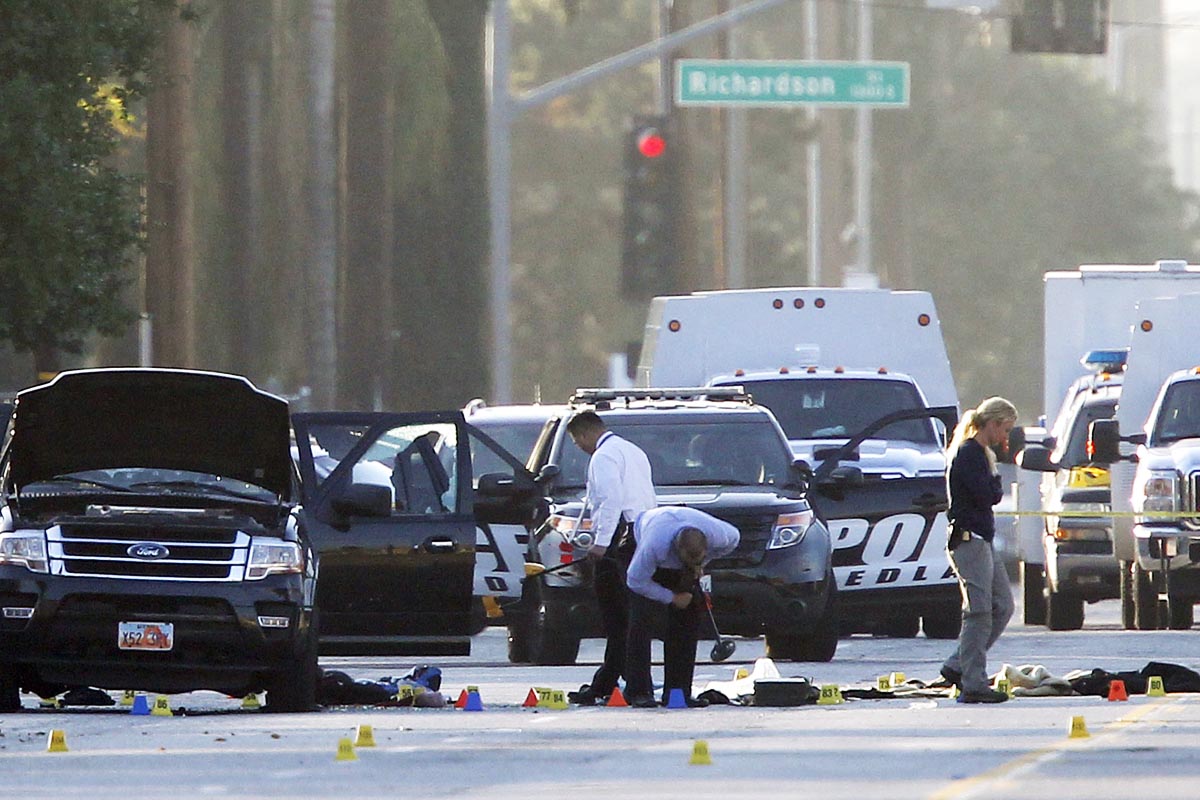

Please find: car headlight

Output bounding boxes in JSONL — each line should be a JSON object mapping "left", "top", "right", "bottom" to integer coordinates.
{"left": 1135, "top": 469, "right": 1178, "bottom": 516}
{"left": 549, "top": 512, "right": 593, "bottom": 548}
{"left": 768, "top": 511, "right": 813, "bottom": 550}
{"left": 0, "top": 530, "right": 48, "bottom": 573}
{"left": 246, "top": 539, "right": 303, "bottom": 580}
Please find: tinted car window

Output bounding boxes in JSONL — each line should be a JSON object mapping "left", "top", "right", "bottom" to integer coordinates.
{"left": 555, "top": 418, "right": 793, "bottom": 489}
{"left": 1153, "top": 381, "right": 1200, "bottom": 445}
{"left": 469, "top": 420, "right": 547, "bottom": 477}
{"left": 730, "top": 378, "right": 936, "bottom": 444}
{"left": 1055, "top": 398, "right": 1117, "bottom": 467}
{"left": 300, "top": 421, "right": 459, "bottom": 513}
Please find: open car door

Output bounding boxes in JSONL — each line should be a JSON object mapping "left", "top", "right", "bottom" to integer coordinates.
{"left": 292, "top": 411, "right": 539, "bottom": 656}
{"left": 465, "top": 423, "right": 549, "bottom": 604}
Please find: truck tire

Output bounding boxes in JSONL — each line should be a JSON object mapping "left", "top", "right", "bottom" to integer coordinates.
{"left": 765, "top": 574, "right": 838, "bottom": 662}
{"left": 921, "top": 605, "right": 962, "bottom": 639}
{"left": 878, "top": 614, "right": 920, "bottom": 638}
{"left": 533, "top": 623, "right": 580, "bottom": 666}
{"left": 1167, "top": 590, "right": 1194, "bottom": 630}
{"left": 1020, "top": 562, "right": 1047, "bottom": 625}
{"left": 1119, "top": 560, "right": 1136, "bottom": 630}
{"left": 265, "top": 613, "right": 320, "bottom": 713}
{"left": 0, "top": 666, "right": 19, "bottom": 712}
{"left": 1133, "top": 563, "right": 1162, "bottom": 630}
{"left": 506, "top": 579, "right": 542, "bottom": 663}
{"left": 1045, "top": 587, "right": 1084, "bottom": 631}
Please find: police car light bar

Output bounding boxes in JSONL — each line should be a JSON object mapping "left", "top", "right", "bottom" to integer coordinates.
{"left": 569, "top": 387, "right": 750, "bottom": 405}
{"left": 1080, "top": 348, "right": 1128, "bottom": 374}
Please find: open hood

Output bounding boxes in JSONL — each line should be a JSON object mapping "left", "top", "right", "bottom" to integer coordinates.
{"left": 7, "top": 369, "right": 292, "bottom": 498}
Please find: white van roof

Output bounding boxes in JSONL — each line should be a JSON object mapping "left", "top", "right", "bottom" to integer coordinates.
{"left": 637, "top": 287, "right": 957, "bottom": 408}
{"left": 1115, "top": 292, "right": 1200, "bottom": 435}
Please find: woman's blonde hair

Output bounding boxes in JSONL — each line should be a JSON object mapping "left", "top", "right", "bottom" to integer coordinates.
{"left": 949, "top": 396, "right": 1018, "bottom": 454}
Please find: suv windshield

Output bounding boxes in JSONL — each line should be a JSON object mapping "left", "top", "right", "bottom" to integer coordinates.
{"left": 1153, "top": 381, "right": 1200, "bottom": 445}
{"left": 469, "top": 419, "right": 547, "bottom": 476}
{"left": 554, "top": 417, "right": 793, "bottom": 489}
{"left": 24, "top": 468, "right": 278, "bottom": 501}
{"left": 727, "top": 378, "right": 936, "bottom": 444}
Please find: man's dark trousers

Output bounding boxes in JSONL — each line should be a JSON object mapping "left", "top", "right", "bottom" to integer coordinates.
{"left": 588, "top": 521, "right": 634, "bottom": 695}
{"left": 625, "top": 568, "right": 703, "bottom": 702}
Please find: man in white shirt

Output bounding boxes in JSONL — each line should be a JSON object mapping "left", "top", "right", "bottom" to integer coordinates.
{"left": 624, "top": 505, "right": 740, "bottom": 708}
{"left": 564, "top": 411, "right": 656, "bottom": 705}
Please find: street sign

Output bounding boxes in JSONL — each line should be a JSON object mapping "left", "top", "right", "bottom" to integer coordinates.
{"left": 675, "top": 59, "right": 909, "bottom": 108}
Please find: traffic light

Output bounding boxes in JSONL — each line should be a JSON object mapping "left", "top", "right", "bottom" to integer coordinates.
{"left": 620, "top": 114, "right": 679, "bottom": 299}
{"left": 1011, "top": 0, "right": 1108, "bottom": 55}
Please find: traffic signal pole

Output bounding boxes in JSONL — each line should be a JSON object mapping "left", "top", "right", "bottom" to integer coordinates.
{"left": 486, "top": 0, "right": 792, "bottom": 403}
{"left": 854, "top": 0, "right": 873, "bottom": 279}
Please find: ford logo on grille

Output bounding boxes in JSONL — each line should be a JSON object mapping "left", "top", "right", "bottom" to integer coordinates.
{"left": 128, "top": 543, "right": 170, "bottom": 560}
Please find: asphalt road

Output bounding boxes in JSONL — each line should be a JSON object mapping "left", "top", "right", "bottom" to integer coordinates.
{"left": 3, "top": 589, "right": 1199, "bottom": 799}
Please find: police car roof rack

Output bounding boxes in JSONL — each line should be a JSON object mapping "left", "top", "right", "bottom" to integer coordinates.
{"left": 568, "top": 386, "right": 752, "bottom": 409}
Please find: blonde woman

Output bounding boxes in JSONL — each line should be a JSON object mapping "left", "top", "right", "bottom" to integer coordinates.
{"left": 939, "top": 397, "right": 1018, "bottom": 704}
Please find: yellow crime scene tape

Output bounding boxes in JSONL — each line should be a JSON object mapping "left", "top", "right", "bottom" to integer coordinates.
{"left": 996, "top": 509, "right": 1200, "bottom": 518}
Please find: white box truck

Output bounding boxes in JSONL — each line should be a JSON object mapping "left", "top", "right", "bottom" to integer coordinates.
{"left": 1089, "top": 292, "right": 1200, "bottom": 630}
{"left": 638, "top": 287, "right": 963, "bottom": 639}
{"left": 1016, "top": 260, "right": 1200, "bottom": 625}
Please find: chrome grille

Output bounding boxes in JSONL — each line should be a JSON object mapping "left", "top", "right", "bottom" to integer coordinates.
{"left": 46, "top": 524, "right": 251, "bottom": 581}
{"left": 1189, "top": 473, "right": 1200, "bottom": 531}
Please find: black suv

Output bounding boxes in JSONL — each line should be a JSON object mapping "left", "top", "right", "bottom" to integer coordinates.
{"left": 508, "top": 388, "right": 837, "bottom": 664}
{"left": 0, "top": 369, "right": 319, "bottom": 712}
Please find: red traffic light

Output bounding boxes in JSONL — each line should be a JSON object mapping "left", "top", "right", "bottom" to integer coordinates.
{"left": 637, "top": 130, "right": 666, "bottom": 159}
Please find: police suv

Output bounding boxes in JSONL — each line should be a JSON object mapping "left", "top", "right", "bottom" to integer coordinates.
{"left": 507, "top": 387, "right": 837, "bottom": 665}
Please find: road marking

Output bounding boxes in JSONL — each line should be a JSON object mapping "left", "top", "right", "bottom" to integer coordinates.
{"left": 928, "top": 696, "right": 1179, "bottom": 800}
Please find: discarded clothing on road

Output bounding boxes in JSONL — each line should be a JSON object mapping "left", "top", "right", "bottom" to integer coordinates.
{"left": 1065, "top": 661, "right": 1200, "bottom": 697}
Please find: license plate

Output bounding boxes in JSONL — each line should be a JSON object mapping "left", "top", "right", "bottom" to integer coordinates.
{"left": 699, "top": 574, "right": 712, "bottom": 592}
{"left": 118, "top": 621, "right": 174, "bottom": 651}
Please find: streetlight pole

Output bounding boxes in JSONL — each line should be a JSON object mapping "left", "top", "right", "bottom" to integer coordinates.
{"left": 486, "top": 0, "right": 514, "bottom": 404}
{"left": 854, "top": 0, "right": 873, "bottom": 278}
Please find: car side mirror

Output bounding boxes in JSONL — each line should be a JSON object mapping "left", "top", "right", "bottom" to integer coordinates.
{"left": 815, "top": 465, "right": 864, "bottom": 499}
{"left": 331, "top": 483, "right": 392, "bottom": 518}
{"left": 787, "top": 459, "right": 813, "bottom": 489}
{"left": 535, "top": 464, "right": 560, "bottom": 485}
{"left": 478, "top": 472, "right": 529, "bottom": 497}
{"left": 1016, "top": 444, "right": 1057, "bottom": 472}
{"left": 1088, "top": 419, "right": 1122, "bottom": 464}
{"left": 829, "top": 465, "right": 865, "bottom": 488}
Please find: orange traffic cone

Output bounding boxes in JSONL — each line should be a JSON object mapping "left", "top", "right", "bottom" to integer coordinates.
{"left": 522, "top": 689, "right": 540, "bottom": 708}
{"left": 607, "top": 686, "right": 629, "bottom": 707}
{"left": 1107, "top": 679, "right": 1129, "bottom": 702}
{"left": 455, "top": 689, "right": 469, "bottom": 709}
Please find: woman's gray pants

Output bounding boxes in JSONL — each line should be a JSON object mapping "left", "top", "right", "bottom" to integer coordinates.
{"left": 942, "top": 537, "right": 1014, "bottom": 693}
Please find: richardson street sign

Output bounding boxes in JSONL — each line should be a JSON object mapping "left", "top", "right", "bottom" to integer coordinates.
{"left": 675, "top": 59, "right": 910, "bottom": 108}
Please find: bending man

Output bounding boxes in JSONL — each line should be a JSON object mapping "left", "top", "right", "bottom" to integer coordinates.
{"left": 624, "top": 505, "right": 740, "bottom": 708}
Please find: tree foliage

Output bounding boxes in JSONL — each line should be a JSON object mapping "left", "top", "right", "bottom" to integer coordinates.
{"left": 0, "top": 1, "right": 175, "bottom": 373}
{"left": 506, "top": 1, "right": 1200, "bottom": 413}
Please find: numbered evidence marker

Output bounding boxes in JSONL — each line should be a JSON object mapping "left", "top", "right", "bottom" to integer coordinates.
{"left": 876, "top": 675, "right": 892, "bottom": 692}
{"left": 151, "top": 695, "right": 173, "bottom": 716}
{"left": 354, "top": 724, "right": 376, "bottom": 748}
{"left": 46, "top": 730, "right": 68, "bottom": 752}
{"left": 1068, "top": 716, "right": 1090, "bottom": 739}
{"left": 817, "top": 684, "right": 844, "bottom": 705}
{"left": 535, "top": 688, "right": 568, "bottom": 709}
{"left": 336, "top": 737, "right": 358, "bottom": 762}
{"left": 1147, "top": 676, "right": 1166, "bottom": 697}
{"left": 689, "top": 740, "right": 713, "bottom": 765}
